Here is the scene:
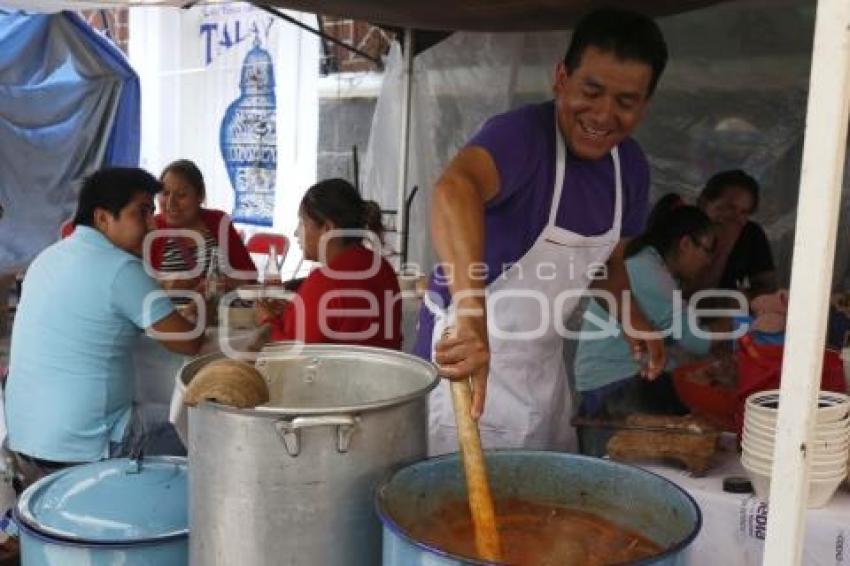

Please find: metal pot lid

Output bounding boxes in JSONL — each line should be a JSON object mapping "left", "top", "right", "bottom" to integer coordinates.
{"left": 16, "top": 456, "right": 187, "bottom": 544}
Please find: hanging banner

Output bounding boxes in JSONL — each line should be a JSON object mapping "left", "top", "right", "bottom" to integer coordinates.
{"left": 130, "top": 3, "right": 318, "bottom": 233}
{"left": 219, "top": 35, "right": 278, "bottom": 225}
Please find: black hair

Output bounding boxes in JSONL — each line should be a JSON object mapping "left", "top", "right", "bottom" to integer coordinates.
{"left": 645, "top": 192, "right": 685, "bottom": 230}
{"left": 72, "top": 167, "right": 162, "bottom": 227}
{"left": 160, "top": 159, "right": 206, "bottom": 201}
{"left": 626, "top": 198, "right": 712, "bottom": 259}
{"left": 698, "top": 169, "right": 760, "bottom": 214}
{"left": 564, "top": 7, "right": 668, "bottom": 97}
{"left": 300, "top": 178, "right": 385, "bottom": 245}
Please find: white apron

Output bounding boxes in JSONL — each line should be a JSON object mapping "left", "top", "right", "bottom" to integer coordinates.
{"left": 427, "top": 113, "right": 624, "bottom": 456}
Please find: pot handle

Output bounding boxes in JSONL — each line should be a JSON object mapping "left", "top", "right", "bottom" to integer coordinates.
{"left": 274, "top": 415, "right": 358, "bottom": 457}
{"left": 125, "top": 422, "right": 147, "bottom": 474}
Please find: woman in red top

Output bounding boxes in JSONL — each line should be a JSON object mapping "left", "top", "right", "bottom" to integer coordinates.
{"left": 258, "top": 179, "right": 402, "bottom": 350}
{"left": 149, "top": 159, "right": 257, "bottom": 295}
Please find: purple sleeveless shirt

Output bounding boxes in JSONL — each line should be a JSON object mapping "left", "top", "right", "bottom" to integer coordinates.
{"left": 413, "top": 100, "right": 650, "bottom": 358}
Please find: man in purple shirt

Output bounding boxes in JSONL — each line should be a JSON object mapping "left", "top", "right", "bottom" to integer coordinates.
{"left": 418, "top": 8, "right": 670, "bottom": 455}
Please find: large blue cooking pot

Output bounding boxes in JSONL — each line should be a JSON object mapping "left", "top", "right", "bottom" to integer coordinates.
{"left": 376, "top": 451, "right": 701, "bottom": 565}
{"left": 15, "top": 456, "right": 188, "bottom": 566}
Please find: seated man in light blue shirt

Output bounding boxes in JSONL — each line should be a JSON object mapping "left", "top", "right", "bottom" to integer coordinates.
{"left": 5, "top": 167, "right": 203, "bottom": 479}
{"left": 574, "top": 200, "right": 728, "bottom": 455}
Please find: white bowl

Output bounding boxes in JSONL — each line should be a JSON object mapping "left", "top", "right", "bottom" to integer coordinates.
{"left": 741, "top": 459, "right": 843, "bottom": 508}
{"left": 741, "top": 439, "right": 773, "bottom": 462}
{"left": 741, "top": 423, "right": 776, "bottom": 445}
{"left": 742, "top": 427, "right": 850, "bottom": 456}
{"left": 742, "top": 452, "right": 847, "bottom": 478}
{"left": 813, "top": 423, "right": 850, "bottom": 441}
{"left": 740, "top": 451, "right": 846, "bottom": 474}
{"left": 741, "top": 458, "right": 771, "bottom": 499}
{"left": 808, "top": 438, "right": 849, "bottom": 458}
{"left": 741, "top": 436, "right": 775, "bottom": 458}
{"left": 744, "top": 452, "right": 847, "bottom": 475}
{"left": 747, "top": 390, "right": 850, "bottom": 421}
{"left": 812, "top": 436, "right": 850, "bottom": 453}
{"left": 756, "top": 419, "right": 850, "bottom": 436}
{"left": 809, "top": 476, "right": 846, "bottom": 508}
{"left": 805, "top": 455, "right": 846, "bottom": 470}
{"left": 740, "top": 451, "right": 773, "bottom": 472}
{"left": 746, "top": 390, "right": 850, "bottom": 425}
{"left": 744, "top": 409, "right": 850, "bottom": 430}
{"left": 743, "top": 415, "right": 850, "bottom": 442}
{"left": 742, "top": 445, "right": 848, "bottom": 468}
{"left": 741, "top": 419, "right": 775, "bottom": 441}
{"left": 739, "top": 449, "right": 771, "bottom": 470}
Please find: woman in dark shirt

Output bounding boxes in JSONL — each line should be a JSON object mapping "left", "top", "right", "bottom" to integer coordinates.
{"left": 695, "top": 169, "right": 776, "bottom": 297}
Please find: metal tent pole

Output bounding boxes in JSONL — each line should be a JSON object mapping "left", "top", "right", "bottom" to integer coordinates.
{"left": 395, "top": 28, "right": 414, "bottom": 267}
{"left": 763, "top": 1, "right": 850, "bottom": 564}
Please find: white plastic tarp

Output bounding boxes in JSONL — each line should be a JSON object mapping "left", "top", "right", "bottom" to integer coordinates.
{"left": 363, "top": 0, "right": 847, "bottom": 291}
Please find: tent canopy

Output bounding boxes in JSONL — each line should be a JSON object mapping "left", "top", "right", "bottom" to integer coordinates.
{"left": 256, "top": 0, "right": 732, "bottom": 31}
{"left": 0, "top": 0, "right": 767, "bottom": 31}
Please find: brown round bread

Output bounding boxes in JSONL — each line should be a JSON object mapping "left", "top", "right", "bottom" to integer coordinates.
{"left": 184, "top": 359, "right": 270, "bottom": 408}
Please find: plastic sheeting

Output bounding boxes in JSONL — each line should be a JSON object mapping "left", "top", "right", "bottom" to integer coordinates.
{"left": 363, "top": 0, "right": 850, "bottom": 289}
{"left": 250, "top": 0, "right": 733, "bottom": 32}
{"left": 0, "top": 11, "right": 139, "bottom": 274}
{"left": 0, "top": 0, "right": 734, "bottom": 32}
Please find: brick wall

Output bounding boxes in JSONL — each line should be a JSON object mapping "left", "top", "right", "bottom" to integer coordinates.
{"left": 75, "top": 9, "right": 389, "bottom": 74}
{"left": 320, "top": 17, "right": 394, "bottom": 74}
{"left": 78, "top": 8, "right": 129, "bottom": 54}
{"left": 71, "top": 8, "right": 384, "bottom": 197}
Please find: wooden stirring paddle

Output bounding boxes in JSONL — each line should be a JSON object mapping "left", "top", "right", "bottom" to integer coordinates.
{"left": 450, "top": 375, "right": 503, "bottom": 562}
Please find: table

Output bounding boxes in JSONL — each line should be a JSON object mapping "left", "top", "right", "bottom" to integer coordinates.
{"left": 641, "top": 446, "right": 850, "bottom": 566}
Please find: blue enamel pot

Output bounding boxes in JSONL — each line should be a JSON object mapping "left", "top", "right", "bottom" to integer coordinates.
{"left": 376, "top": 451, "right": 701, "bottom": 565}
{"left": 15, "top": 456, "right": 188, "bottom": 566}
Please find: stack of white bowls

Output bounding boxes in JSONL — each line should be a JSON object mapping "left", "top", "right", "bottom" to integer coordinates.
{"left": 741, "top": 389, "right": 850, "bottom": 508}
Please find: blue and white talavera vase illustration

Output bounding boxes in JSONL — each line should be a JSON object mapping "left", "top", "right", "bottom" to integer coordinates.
{"left": 220, "top": 37, "right": 278, "bottom": 226}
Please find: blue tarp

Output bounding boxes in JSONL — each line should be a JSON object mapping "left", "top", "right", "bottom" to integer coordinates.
{"left": 0, "top": 10, "right": 140, "bottom": 273}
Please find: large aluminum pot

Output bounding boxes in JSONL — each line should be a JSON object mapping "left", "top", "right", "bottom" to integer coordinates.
{"left": 377, "top": 451, "right": 701, "bottom": 565}
{"left": 15, "top": 456, "right": 187, "bottom": 566}
{"left": 184, "top": 345, "right": 439, "bottom": 566}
